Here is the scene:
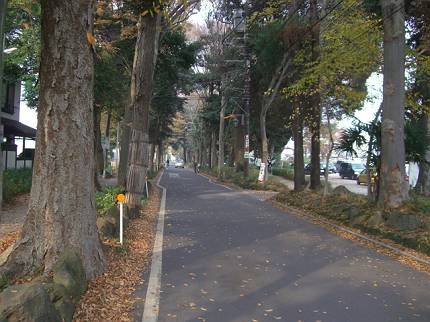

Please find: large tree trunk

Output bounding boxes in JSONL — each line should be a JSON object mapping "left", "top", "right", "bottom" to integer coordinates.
{"left": 126, "top": 13, "right": 161, "bottom": 216}
{"left": 293, "top": 111, "right": 305, "bottom": 191}
{"left": 260, "top": 110, "right": 269, "bottom": 181}
{"left": 323, "top": 107, "right": 334, "bottom": 197}
{"left": 211, "top": 130, "right": 217, "bottom": 169}
{"left": 0, "top": 0, "right": 8, "bottom": 210}
{"left": 117, "top": 105, "right": 131, "bottom": 187}
{"left": 149, "top": 143, "right": 155, "bottom": 172}
{"left": 233, "top": 121, "right": 244, "bottom": 172}
{"left": 218, "top": 91, "right": 226, "bottom": 178}
{"left": 416, "top": 113, "right": 430, "bottom": 195}
{"left": 309, "top": 0, "right": 321, "bottom": 191}
{"left": 0, "top": 0, "right": 105, "bottom": 279}
{"left": 94, "top": 106, "right": 104, "bottom": 175}
{"left": 93, "top": 107, "right": 102, "bottom": 191}
{"left": 378, "top": 0, "right": 409, "bottom": 208}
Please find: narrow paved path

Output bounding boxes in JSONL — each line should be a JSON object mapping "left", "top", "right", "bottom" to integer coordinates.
{"left": 142, "top": 168, "right": 430, "bottom": 322}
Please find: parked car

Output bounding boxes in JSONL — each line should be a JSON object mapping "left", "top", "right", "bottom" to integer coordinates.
{"left": 338, "top": 162, "right": 350, "bottom": 178}
{"left": 335, "top": 160, "right": 346, "bottom": 173}
{"left": 339, "top": 162, "right": 365, "bottom": 180}
{"left": 305, "top": 163, "right": 325, "bottom": 175}
{"left": 319, "top": 162, "right": 336, "bottom": 175}
{"left": 175, "top": 160, "right": 185, "bottom": 168}
{"left": 356, "top": 169, "right": 377, "bottom": 185}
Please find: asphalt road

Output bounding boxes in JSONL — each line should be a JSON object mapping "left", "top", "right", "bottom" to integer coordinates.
{"left": 140, "top": 167, "right": 430, "bottom": 322}
{"left": 326, "top": 173, "right": 368, "bottom": 195}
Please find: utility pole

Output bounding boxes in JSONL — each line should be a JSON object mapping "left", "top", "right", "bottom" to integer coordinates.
{"left": 243, "top": 6, "right": 251, "bottom": 178}
{"left": 0, "top": 0, "right": 8, "bottom": 210}
{"left": 232, "top": 7, "right": 250, "bottom": 177}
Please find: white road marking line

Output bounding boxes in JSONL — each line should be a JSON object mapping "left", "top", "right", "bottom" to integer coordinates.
{"left": 142, "top": 171, "right": 166, "bottom": 322}
{"left": 198, "top": 173, "right": 233, "bottom": 191}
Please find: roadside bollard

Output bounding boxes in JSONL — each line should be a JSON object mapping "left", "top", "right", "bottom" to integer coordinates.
{"left": 116, "top": 193, "right": 126, "bottom": 245}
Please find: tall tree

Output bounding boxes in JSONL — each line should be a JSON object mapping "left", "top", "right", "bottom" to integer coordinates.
{"left": 125, "top": 7, "right": 161, "bottom": 215}
{"left": 1, "top": 0, "right": 105, "bottom": 279}
{"left": 0, "top": 0, "right": 7, "bottom": 209}
{"left": 378, "top": 0, "right": 409, "bottom": 208}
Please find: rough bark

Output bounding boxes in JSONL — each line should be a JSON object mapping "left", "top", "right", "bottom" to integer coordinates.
{"left": 149, "top": 143, "right": 155, "bottom": 172}
{"left": 378, "top": 0, "right": 409, "bottom": 208}
{"left": 293, "top": 110, "right": 305, "bottom": 191}
{"left": 211, "top": 130, "right": 217, "bottom": 169}
{"left": 323, "top": 107, "right": 334, "bottom": 197}
{"left": 260, "top": 110, "right": 270, "bottom": 181}
{"left": 0, "top": 0, "right": 7, "bottom": 210}
{"left": 94, "top": 106, "right": 104, "bottom": 175}
{"left": 117, "top": 105, "right": 131, "bottom": 187}
{"left": 416, "top": 113, "right": 430, "bottom": 195}
{"left": 0, "top": 0, "right": 105, "bottom": 279}
{"left": 126, "top": 13, "right": 161, "bottom": 216}
{"left": 309, "top": 0, "right": 321, "bottom": 191}
{"left": 233, "top": 122, "right": 244, "bottom": 172}
{"left": 218, "top": 89, "right": 226, "bottom": 178}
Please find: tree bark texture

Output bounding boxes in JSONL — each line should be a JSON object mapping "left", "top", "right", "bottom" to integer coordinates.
{"left": 117, "top": 105, "right": 131, "bottom": 187}
{"left": 416, "top": 113, "right": 430, "bottom": 195}
{"left": 233, "top": 122, "right": 244, "bottom": 172}
{"left": 126, "top": 13, "right": 161, "bottom": 216}
{"left": 378, "top": 0, "right": 409, "bottom": 208}
{"left": 94, "top": 106, "right": 104, "bottom": 175}
{"left": 260, "top": 110, "right": 270, "bottom": 181}
{"left": 309, "top": 0, "right": 321, "bottom": 190}
{"left": 0, "top": 0, "right": 8, "bottom": 210}
{"left": 1, "top": 0, "right": 105, "bottom": 279}
{"left": 323, "top": 107, "right": 334, "bottom": 197}
{"left": 211, "top": 130, "right": 217, "bottom": 169}
{"left": 293, "top": 111, "right": 305, "bottom": 191}
{"left": 149, "top": 143, "right": 155, "bottom": 172}
{"left": 218, "top": 90, "right": 226, "bottom": 178}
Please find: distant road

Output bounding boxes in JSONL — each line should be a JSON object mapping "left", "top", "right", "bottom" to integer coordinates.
{"left": 327, "top": 173, "right": 368, "bottom": 195}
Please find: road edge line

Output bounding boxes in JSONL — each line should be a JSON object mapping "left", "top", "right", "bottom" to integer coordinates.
{"left": 142, "top": 170, "right": 166, "bottom": 322}
{"left": 198, "top": 172, "right": 233, "bottom": 191}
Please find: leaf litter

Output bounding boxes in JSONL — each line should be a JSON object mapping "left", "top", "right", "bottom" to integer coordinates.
{"left": 73, "top": 186, "right": 160, "bottom": 322}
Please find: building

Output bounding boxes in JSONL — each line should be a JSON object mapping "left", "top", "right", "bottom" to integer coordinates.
{"left": 1, "top": 81, "right": 36, "bottom": 170}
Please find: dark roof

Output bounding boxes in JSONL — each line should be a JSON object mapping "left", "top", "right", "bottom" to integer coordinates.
{"left": 2, "top": 117, "right": 36, "bottom": 138}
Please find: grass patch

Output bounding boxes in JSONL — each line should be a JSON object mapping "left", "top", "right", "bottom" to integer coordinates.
{"left": 271, "top": 167, "right": 294, "bottom": 180}
{"left": 3, "top": 168, "right": 32, "bottom": 202}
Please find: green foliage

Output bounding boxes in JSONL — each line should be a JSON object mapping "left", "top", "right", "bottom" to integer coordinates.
{"left": 271, "top": 167, "right": 294, "bottom": 180}
{"left": 150, "top": 29, "right": 200, "bottom": 145}
{"left": 3, "top": 168, "right": 32, "bottom": 202}
{"left": 4, "top": 0, "right": 41, "bottom": 108}
{"left": 95, "top": 186, "right": 125, "bottom": 216}
{"left": 405, "top": 117, "right": 430, "bottom": 163}
{"left": 203, "top": 166, "right": 286, "bottom": 192}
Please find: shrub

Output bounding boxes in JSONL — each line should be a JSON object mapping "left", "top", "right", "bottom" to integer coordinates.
{"left": 3, "top": 168, "right": 32, "bottom": 202}
{"left": 271, "top": 167, "right": 294, "bottom": 180}
{"left": 95, "top": 186, "right": 125, "bottom": 216}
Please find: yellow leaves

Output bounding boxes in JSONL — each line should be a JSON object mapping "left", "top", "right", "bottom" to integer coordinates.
{"left": 86, "top": 32, "right": 96, "bottom": 46}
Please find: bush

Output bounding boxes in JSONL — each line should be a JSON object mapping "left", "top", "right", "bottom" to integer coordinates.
{"left": 95, "top": 186, "right": 125, "bottom": 216}
{"left": 271, "top": 167, "right": 294, "bottom": 180}
{"left": 202, "top": 166, "right": 286, "bottom": 192}
{"left": 3, "top": 168, "right": 32, "bottom": 202}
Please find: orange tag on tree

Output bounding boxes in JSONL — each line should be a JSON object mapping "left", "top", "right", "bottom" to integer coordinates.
{"left": 116, "top": 194, "right": 126, "bottom": 203}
